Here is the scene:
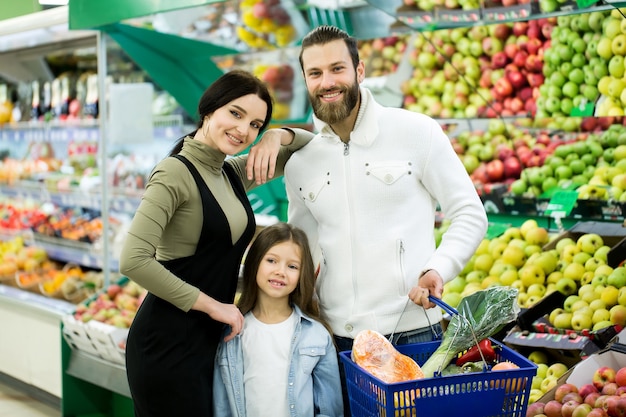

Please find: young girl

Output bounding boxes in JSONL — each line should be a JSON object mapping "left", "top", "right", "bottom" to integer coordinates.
{"left": 213, "top": 222, "right": 343, "bottom": 417}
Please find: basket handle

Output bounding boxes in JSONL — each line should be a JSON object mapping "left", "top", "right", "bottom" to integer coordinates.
{"left": 428, "top": 295, "right": 458, "bottom": 316}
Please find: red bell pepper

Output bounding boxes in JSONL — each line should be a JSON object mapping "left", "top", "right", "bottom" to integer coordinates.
{"left": 455, "top": 339, "right": 496, "bottom": 366}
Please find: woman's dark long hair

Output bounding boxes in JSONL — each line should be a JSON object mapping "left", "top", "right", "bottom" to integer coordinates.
{"left": 169, "top": 69, "right": 273, "bottom": 156}
{"left": 238, "top": 223, "right": 333, "bottom": 336}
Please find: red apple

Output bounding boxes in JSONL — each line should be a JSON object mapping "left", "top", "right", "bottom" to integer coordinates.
{"left": 562, "top": 392, "right": 584, "bottom": 405}
{"left": 491, "top": 51, "right": 508, "bottom": 69}
{"left": 507, "top": 71, "right": 528, "bottom": 89}
{"left": 556, "top": 384, "right": 580, "bottom": 403}
{"left": 513, "top": 21, "right": 529, "bottom": 37}
{"left": 561, "top": 400, "right": 581, "bottom": 417}
{"left": 494, "top": 77, "right": 514, "bottom": 98}
{"left": 594, "top": 367, "right": 617, "bottom": 391}
{"left": 579, "top": 384, "right": 599, "bottom": 400}
{"left": 513, "top": 50, "right": 529, "bottom": 68}
{"left": 587, "top": 408, "right": 608, "bottom": 417}
{"left": 572, "top": 403, "right": 593, "bottom": 417}
{"left": 544, "top": 400, "right": 563, "bottom": 417}
{"left": 527, "top": 72, "right": 545, "bottom": 88}
{"left": 541, "top": 23, "right": 554, "bottom": 39}
{"left": 584, "top": 392, "right": 601, "bottom": 407}
{"left": 504, "top": 43, "right": 520, "bottom": 60}
{"left": 607, "top": 395, "right": 626, "bottom": 417}
{"left": 486, "top": 159, "right": 505, "bottom": 182}
{"left": 616, "top": 367, "right": 626, "bottom": 387}
{"left": 526, "top": 401, "right": 545, "bottom": 417}
{"left": 603, "top": 382, "right": 619, "bottom": 396}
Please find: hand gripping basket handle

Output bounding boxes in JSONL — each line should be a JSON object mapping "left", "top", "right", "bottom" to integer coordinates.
{"left": 428, "top": 295, "right": 494, "bottom": 373}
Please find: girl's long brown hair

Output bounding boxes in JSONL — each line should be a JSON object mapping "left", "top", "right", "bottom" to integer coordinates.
{"left": 237, "top": 223, "right": 332, "bottom": 336}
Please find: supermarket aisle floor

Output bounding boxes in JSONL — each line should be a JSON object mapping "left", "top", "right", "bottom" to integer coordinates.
{"left": 0, "top": 378, "right": 60, "bottom": 417}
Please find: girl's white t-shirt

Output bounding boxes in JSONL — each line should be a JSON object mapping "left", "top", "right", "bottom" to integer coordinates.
{"left": 241, "top": 310, "right": 297, "bottom": 417}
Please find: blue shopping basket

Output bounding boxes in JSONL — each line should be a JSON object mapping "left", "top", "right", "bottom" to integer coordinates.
{"left": 339, "top": 296, "right": 537, "bottom": 417}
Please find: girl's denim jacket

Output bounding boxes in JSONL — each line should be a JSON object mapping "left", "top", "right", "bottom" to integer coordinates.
{"left": 213, "top": 305, "right": 343, "bottom": 417}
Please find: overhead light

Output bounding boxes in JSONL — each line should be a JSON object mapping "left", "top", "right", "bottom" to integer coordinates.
{"left": 39, "top": 0, "right": 69, "bottom": 5}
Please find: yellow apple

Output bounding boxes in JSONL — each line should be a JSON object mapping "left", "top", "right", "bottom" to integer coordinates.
{"left": 534, "top": 252, "right": 559, "bottom": 275}
{"left": 562, "top": 244, "right": 582, "bottom": 263}
{"left": 520, "top": 219, "right": 540, "bottom": 239}
{"left": 525, "top": 227, "right": 550, "bottom": 246}
{"left": 501, "top": 245, "right": 527, "bottom": 268}
{"left": 601, "top": 285, "right": 620, "bottom": 307}
{"left": 572, "top": 312, "right": 593, "bottom": 331}
{"left": 592, "top": 308, "right": 611, "bottom": 325}
{"left": 564, "top": 295, "right": 581, "bottom": 312}
{"left": 519, "top": 264, "right": 546, "bottom": 287}
{"left": 563, "top": 262, "right": 586, "bottom": 281}
{"left": 556, "top": 237, "right": 576, "bottom": 254}
{"left": 547, "top": 362, "right": 569, "bottom": 379}
{"left": 577, "top": 233, "right": 605, "bottom": 254}
{"left": 553, "top": 312, "right": 573, "bottom": 329}
{"left": 473, "top": 253, "right": 494, "bottom": 273}
{"left": 488, "top": 239, "right": 508, "bottom": 259}
{"left": 610, "top": 304, "right": 626, "bottom": 326}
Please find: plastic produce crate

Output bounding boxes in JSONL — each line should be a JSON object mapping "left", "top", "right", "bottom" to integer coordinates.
{"left": 339, "top": 339, "right": 536, "bottom": 417}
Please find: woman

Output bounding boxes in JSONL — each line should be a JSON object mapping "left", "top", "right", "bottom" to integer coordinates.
{"left": 119, "top": 69, "right": 311, "bottom": 417}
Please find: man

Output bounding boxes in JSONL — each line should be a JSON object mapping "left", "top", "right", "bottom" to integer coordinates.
{"left": 275, "top": 25, "right": 488, "bottom": 411}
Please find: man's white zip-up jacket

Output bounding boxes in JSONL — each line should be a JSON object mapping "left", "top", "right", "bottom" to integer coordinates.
{"left": 284, "top": 87, "right": 488, "bottom": 338}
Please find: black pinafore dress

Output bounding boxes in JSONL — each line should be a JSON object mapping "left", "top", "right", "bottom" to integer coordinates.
{"left": 125, "top": 155, "right": 255, "bottom": 417}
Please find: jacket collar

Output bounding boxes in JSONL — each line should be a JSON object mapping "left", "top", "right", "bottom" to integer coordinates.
{"left": 312, "top": 87, "right": 380, "bottom": 147}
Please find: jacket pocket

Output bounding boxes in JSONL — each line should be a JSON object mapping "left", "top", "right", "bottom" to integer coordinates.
{"left": 365, "top": 161, "right": 412, "bottom": 185}
{"left": 299, "top": 346, "right": 327, "bottom": 374}
{"left": 296, "top": 174, "right": 330, "bottom": 203}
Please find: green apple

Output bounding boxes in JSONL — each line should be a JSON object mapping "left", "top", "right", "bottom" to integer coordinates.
{"left": 553, "top": 312, "right": 573, "bottom": 329}
{"left": 573, "top": 252, "right": 592, "bottom": 265}
{"left": 577, "top": 233, "right": 604, "bottom": 254}
{"left": 501, "top": 245, "right": 527, "bottom": 268}
{"left": 556, "top": 237, "right": 576, "bottom": 255}
{"left": 549, "top": 307, "right": 566, "bottom": 325}
{"left": 528, "top": 350, "right": 549, "bottom": 365}
{"left": 541, "top": 375, "right": 558, "bottom": 393}
{"left": 593, "top": 320, "right": 614, "bottom": 331}
{"left": 592, "top": 308, "right": 611, "bottom": 325}
{"left": 534, "top": 252, "right": 558, "bottom": 275}
{"left": 536, "top": 363, "right": 549, "bottom": 379}
{"left": 445, "top": 276, "right": 467, "bottom": 293}
{"left": 607, "top": 266, "right": 626, "bottom": 288}
{"left": 473, "top": 253, "right": 494, "bottom": 273}
{"left": 500, "top": 269, "right": 519, "bottom": 286}
{"left": 465, "top": 270, "right": 487, "bottom": 284}
{"left": 527, "top": 283, "right": 547, "bottom": 298}
{"left": 547, "top": 362, "right": 569, "bottom": 379}
{"left": 585, "top": 257, "right": 602, "bottom": 272}
{"left": 618, "top": 286, "right": 626, "bottom": 305}
{"left": 564, "top": 295, "right": 581, "bottom": 312}
{"left": 572, "top": 312, "right": 593, "bottom": 331}
{"left": 555, "top": 277, "right": 578, "bottom": 296}
{"left": 519, "top": 264, "right": 546, "bottom": 287}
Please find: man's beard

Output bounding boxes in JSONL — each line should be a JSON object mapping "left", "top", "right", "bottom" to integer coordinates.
{"left": 310, "top": 80, "right": 359, "bottom": 125}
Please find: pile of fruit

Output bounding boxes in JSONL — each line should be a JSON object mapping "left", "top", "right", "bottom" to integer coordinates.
{"left": 358, "top": 36, "right": 409, "bottom": 78}
{"left": 526, "top": 350, "right": 571, "bottom": 403}
{"left": 73, "top": 280, "right": 146, "bottom": 329}
{"left": 237, "top": 0, "right": 298, "bottom": 49}
{"left": 442, "top": 219, "right": 625, "bottom": 333}
{"left": 253, "top": 63, "right": 295, "bottom": 120}
{"left": 527, "top": 365, "right": 626, "bottom": 417}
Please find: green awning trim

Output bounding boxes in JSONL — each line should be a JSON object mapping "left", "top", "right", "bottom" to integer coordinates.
{"left": 68, "top": 0, "right": 224, "bottom": 30}
{"left": 102, "top": 23, "right": 237, "bottom": 119}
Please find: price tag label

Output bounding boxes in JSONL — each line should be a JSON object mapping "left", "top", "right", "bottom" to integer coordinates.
{"left": 575, "top": 0, "right": 598, "bottom": 8}
{"left": 570, "top": 101, "right": 595, "bottom": 117}
{"left": 543, "top": 190, "right": 578, "bottom": 217}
